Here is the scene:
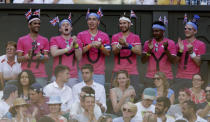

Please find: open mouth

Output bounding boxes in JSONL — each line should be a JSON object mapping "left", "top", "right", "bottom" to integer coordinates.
{"left": 65, "top": 28, "right": 69, "bottom": 32}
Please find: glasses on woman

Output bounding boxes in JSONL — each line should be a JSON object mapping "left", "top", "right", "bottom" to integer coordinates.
{"left": 122, "top": 107, "right": 132, "bottom": 112}
{"left": 153, "top": 77, "right": 161, "bottom": 81}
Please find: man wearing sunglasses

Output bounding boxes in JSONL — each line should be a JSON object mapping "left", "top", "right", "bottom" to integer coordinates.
{"left": 141, "top": 21, "right": 176, "bottom": 87}
{"left": 173, "top": 16, "right": 206, "bottom": 97}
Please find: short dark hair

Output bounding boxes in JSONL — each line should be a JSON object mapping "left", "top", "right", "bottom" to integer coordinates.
{"left": 54, "top": 65, "right": 70, "bottom": 77}
{"left": 81, "top": 86, "right": 95, "bottom": 94}
{"left": 152, "top": 21, "right": 165, "bottom": 27}
{"left": 81, "top": 64, "right": 94, "bottom": 73}
{"left": 183, "top": 100, "right": 196, "bottom": 112}
{"left": 6, "top": 41, "right": 17, "bottom": 49}
{"left": 156, "top": 97, "right": 171, "bottom": 111}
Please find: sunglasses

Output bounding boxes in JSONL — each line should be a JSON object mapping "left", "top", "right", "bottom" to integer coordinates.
{"left": 122, "top": 107, "right": 132, "bottom": 112}
{"left": 184, "top": 28, "right": 193, "bottom": 31}
{"left": 153, "top": 77, "right": 161, "bottom": 81}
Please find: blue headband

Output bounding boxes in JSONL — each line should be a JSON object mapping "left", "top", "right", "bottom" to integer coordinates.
{"left": 186, "top": 22, "right": 198, "bottom": 30}
{"left": 152, "top": 24, "right": 166, "bottom": 31}
{"left": 87, "top": 13, "right": 100, "bottom": 20}
{"left": 59, "top": 19, "right": 72, "bottom": 28}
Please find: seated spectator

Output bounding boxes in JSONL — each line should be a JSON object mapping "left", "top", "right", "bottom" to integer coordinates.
{"left": 75, "top": 92, "right": 100, "bottom": 122}
{"left": 110, "top": 70, "right": 136, "bottom": 116}
{"left": 136, "top": 0, "right": 156, "bottom": 5}
{"left": 153, "top": 72, "right": 175, "bottom": 104}
{"left": 133, "top": 88, "right": 156, "bottom": 121}
{"left": 17, "top": 70, "right": 36, "bottom": 101}
{"left": 155, "top": 97, "right": 175, "bottom": 122}
{"left": 13, "top": 0, "right": 43, "bottom": 3}
{"left": 98, "top": 115, "right": 112, "bottom": 122}
{"left": 176, "top": 100, "right": 207, "bottom": 122}
{"left": 0, "top": 41, "right": 21, "bottom": 89}
{"left": 44, "top": 0, "right": 74, "bottom": 4}
{"left": 189, "top": 74, "right": 206, "bottom": 104}
{"left": 69, "top": 86, "right": 102, "bottom": 120}
{"left": 46, "top": 96, "right": 67, "bottom": 122}
{"left": 38, "top": 116, "right": 55, "bottom": 122}
{"left": 113, "top": 102, "right": 137, "bottom": 122}
{"left": 28, "top": 83, "right": 49, "bottom": 120}
{"left": 167, "top": 88, "right": 191, "bottom": 119}
{"left": 72, "top": 64, "right": 106, "bottom": 113}
{"left": 157, "top": 0, "right": 185, "bottom": 5}
{"left": 197, "top": 84, "right": 210, "bottom": 121}
{"left": 9, "top": 98, "right": 36, "bottom": 121}
{"left": 142, "top": 112, "right": 157, "bottom": 122}
{"left": 44, "top": 65, "right": 73, "bottom": 113}
{"left": 0, "top": 84, "right": 18, "bottom": 119}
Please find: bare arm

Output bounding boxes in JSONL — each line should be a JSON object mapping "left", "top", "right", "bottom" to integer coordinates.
{"left": 131, "top": 45, "right": 142, "bottom": 56}
{"left": 197, "top": 103, "right": 210, "bottom": 118}
{"left": 0, "top": 72, "right": 4, "bottom": 89}
{"left": 50, "top": 46, "right": 72, "bottom": 57}
{"left": 17, "top": 51, "right": 28, "bottom": 63}
{"left": 191, "top": 56, "right": 201, "bottom": 66}
{"left": 112, "top": 44, "right": 121, "bottom": 55}
{"left": 170, "top": 93, "right": 175, "bottom": 105}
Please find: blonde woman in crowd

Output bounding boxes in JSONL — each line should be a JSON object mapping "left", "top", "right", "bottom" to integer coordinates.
{"left": 97, "top": 115, "right": 112, "bottom": 122}
{"left": 153, "top": 72, "right": 175, "bottom": 104}
{"left": 110, "top": 70, "right": 136, "bottom": 116}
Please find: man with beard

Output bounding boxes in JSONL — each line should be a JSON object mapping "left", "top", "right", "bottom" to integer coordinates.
{"left": 176, "top": 100, "right": 207, "bottom": 122}
{"left": 155, "top": 97, "right": 175, "bottom": 122}
{"left": 141, "top": 21, "right": 176, "bottom": 87}
{"left": 111, "top": 14, "right": 142, "bottom": 97}
{"left": 77, "top": 10, "right": 111, "bottom": 85}
{"left": 197, "top": 84, "right": 210, "bottom": 121}
{"left": 174, "top": 15, "right": 206, "bottom": 96}
{"left": 50, "top": 18, "right": 82, "bottom": 88}
{"left": 17, "top": 11, "right": 49, "bottom": 87}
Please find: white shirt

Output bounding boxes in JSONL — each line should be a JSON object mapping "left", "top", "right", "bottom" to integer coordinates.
{"left": 133, "top": 101, "right": 155, "bottom": 121}
{"left": 43, "top": 81, "right": 73, "bottom": 112}
{"left": 44, "top": 0, "right": 73, "bottom": 4}
{"left": 113, "top": 117, "right": 136, "bottom": 122}
{"left": 72, "top": 81, "right": 107, "bottom": 111}
{"left": 13, "top": 0, "right": 43, "bottom": 3}
{"left": 0, "top": 100, "right": 10, "bottom": 119}
{"left": 69, "top": 101, "right": 102, "bottom": 120}
{"left": 176, "top": 115, "right": 208, "bottom": 122}
{"left": 157, "top": 115, "right": 175, "bottom": 122}
{"left": 136, "top": 0, "right": 155, "bottom": 5}
{"left": 0, "top": 55, "right": 21, "bottom": 80}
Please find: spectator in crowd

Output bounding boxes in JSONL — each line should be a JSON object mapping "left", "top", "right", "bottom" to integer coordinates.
{"left": 43, "top": 65, "right": 73, "bottom": 114}
{"left": 44, "top": 0, "right": 74, "bottom": 4}
{"left": 155, "top": 97, "right": 175, "bottom": 122}
{"left": 9, "top": 98, "right": 36, "bottom": 122}
{"left": 17, "top": 70, "right": 36, "bottom": 101}
{"left": 157, "top": 0, "right": 185, "bottom": 5}
{"left": 0, "top": 41, "right": 21, "bottom": 89}
{"left": 77, "top": 9, "right": 111, "bottom": 85}
{"left": 69, "top": 86, "right": 102, "bottom": 120}
{"left": 197, "top": 84, "right": 210, "bottom": 121}
{"left": 133, "top": 88, "right": 156, "bottom": 121}
{"left": 28, "top": 83, "right": 49, "bottom": 120}
{"left": 72, "top": 64, "right": 106, "bottom": 112}
{"left": 136, "top": 0, "right": 156, "bottom": 5}
{"left": 13, "top": 0, "right": 43, "bottom": 3}
{"left": 110, "top": 70, "right": 136, "bottom": 116}
{"left": 153, "top": 72, "right": 175, "bottom": 104}
{"left": 188, "top": 74, "right": 206, "bottom": 104}
{"left": 17, "top": 12, "right": 49, "bottom": 87}
{"left": 0, "top": 85, "right": 18, "bottom": 119}
{"left": 141, "top": 21, "right": 176, "bottom": 87}
{"left": 167, "top": 88, "right": 191, "bottom": 119}
{"left": 46, "top": 96, "right": 67, "bottom": 122}
{"left": 113, "top": 102, "right": 137, "bottom": 122}
{"left": 38, "top": 116, "right": 55, "bottom": 122}
{"left": 111, "top": 13, "right": 143, "bottom": 97}
{"left": 174, "top": 14, "right": 206, "bottom": 97}
{"left": 142, "top": 112, "right": 157, "bottom": 122}
{"left": 176, "top": 100, "right": 207, "bottom": 122}
{"left": 75, "top": 92, "right": 100, "bottom": 122}
{"left": 50, "top": 16, "right": 82, "bottom": 88}
{"left": 98, "top": 115, "right": 112, "bottom": 122}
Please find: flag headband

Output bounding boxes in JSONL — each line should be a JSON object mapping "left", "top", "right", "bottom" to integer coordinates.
{"left": 28, "top": 18, "right": 40, "bottom": 24}
{"left": 25, "top": 9, "right": 41, "bottom": 24}
{"left": 87, "top": 13, "right": 100, "bottom": 20}
{"left": 59, "top": 19, "right": 72, "bottom": 28}
{"left": 86, "top": 8, "right": 103, "bottom": 20}
{"left": 119, "top": 16, "right": 131, "bottom": 23}
{"left": 186, "top": 22, "right": 197, "bottom": 30}
{"left": 152, "top": 24, "right": 166, "bottom": 31}
{"left": 50, "top": 12, "right": 72, "bottom": 27}
{"left": 184, "top": 14, "right": 200, "bottom": 30}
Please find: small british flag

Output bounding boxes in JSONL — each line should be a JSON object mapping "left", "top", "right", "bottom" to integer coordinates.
{"left": 68, "top": 12, "right": 72, "bottom": 21}
{"left": 25, "top": 9, "right": 32, "bottom": 20}
{"left": 183, "top": 13, "right": 188, "bottom": 24}
{"left": 86, "top": 8, "right": 90, "bottom": 19}
{"left": 97, "top": 8, "right": 103, "bottom": 17}
{"left": 130, "top": 10, "right": 136, "bottom": 18}
{"left": 164, "top": 16, "right": 168, "bottom": 25}
{"left": 159, "top": 16, "right": 163, "bottom": 22}
{"left": 33, "top": 9, "right": 40, "bottom": 17}
{"left": 50, "top": 16, "right": 59, "bottom": 26}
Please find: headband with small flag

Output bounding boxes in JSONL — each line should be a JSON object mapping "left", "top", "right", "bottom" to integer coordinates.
{"left": 159, "top": 16, "right": 163, "bottom": 22}
{"left": 186, "top": 14, "right": 200, "bottom": 30}
{"left": 97, "top": 8, "right": 103, "bottom": 17}
{"left": 163, "top": 16, "right": 168, "bottom": 25}
{"left": 25, "top": 9, "right": 41, "bottom": 24}
{"left": 68, "top": 12, "right": 72, "bottom": 21}
{"left": 25, "top": 9, "right": 32, "bottom": 20}
{"left": 130, "top": 10, "right": 137, "bottom": 19}
{"left": 33, "top": 9, "right": 40, "bottom": 17}
{"left": 183, "top": 13, "right": 188, "bottom": 24}
{"left": 86, "top": 8, "right": 90, "bottom": 19}
{"left": 50, "top": 16, "right": 59, "bottom": 26}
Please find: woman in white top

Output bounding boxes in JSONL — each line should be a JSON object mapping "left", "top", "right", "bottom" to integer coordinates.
{"left": 110, "top": 70, "right": 136, "bottom": 116}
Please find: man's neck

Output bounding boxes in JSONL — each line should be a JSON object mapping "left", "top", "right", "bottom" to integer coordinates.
{"left": 155, "top": 37, "right": 164, "bottom": 42}
{"left": 30, "top": 32, "right": 38, "bottom": 40}
{"left": 89, "top": 29, "right": 98, "bottom": 35}
{"left": 123, "top": 117, "right": 131, "bottom": 122}
{"left": 61, "top": 34, "right": 71, "bottom": 40}
{"left": 55, "top": 80, "right": 64, "bottom": 88}
{"left": 84, "top": 79, "right": 93, "bottom": 86}
{"left": 186, "top": 36, "right": 196, "bottom": 43}
{"left": 122, "top": 31, "right": 130, "bottom": 37}
{"left": 7, "top": 55, "right": 15, "bottom": 62}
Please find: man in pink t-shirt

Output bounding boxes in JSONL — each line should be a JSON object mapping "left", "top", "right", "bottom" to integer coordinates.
{"left": 111, "top": 15, "right": 143, "bottom": 97}
{"left": 141, "top": 21, "right": 176, "bottom": 87}
{"left": 50, "top": 19, "right": 82, "bottom": 88}
{"left": 77, "top": 12, "right": 111, "bottom": 85}
{"left": 173, "top": 16, "right": 206, "bottom": 96}
{"left": 17, "top": 14, "right": 49, "bottom": 87}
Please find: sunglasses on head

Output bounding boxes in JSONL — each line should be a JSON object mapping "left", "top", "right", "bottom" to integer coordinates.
{"left": 122, "top": 107, "right": 132, "bottom": 112}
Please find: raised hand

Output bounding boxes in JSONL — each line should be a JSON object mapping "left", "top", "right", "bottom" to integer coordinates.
{"left": 178, "top": 37, "right": 184, "bottom": 51}
{"left": 148, "top": 39, "right": 153, "bottom": 51}
{"left": 163, "top": 41, "right": 168, "bottom": 51}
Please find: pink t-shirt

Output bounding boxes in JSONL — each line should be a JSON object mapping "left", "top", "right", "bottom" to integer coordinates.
{"left": 17, "top": 34, "right": 49, "bottom": 78}
{"left": 111, "top": 32, "right": 141, "bottom": 75}
{"left": 50, "top": 36, "right": 82, "bottom": 78}
{"left": 176, "top": 39, "right": 206, "bottom": 79}
{"left": 143, "top": 38, "right": 176, "bottom": 79}
{"left": 77, "top": 30, "right": 110, "bottom": 74}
